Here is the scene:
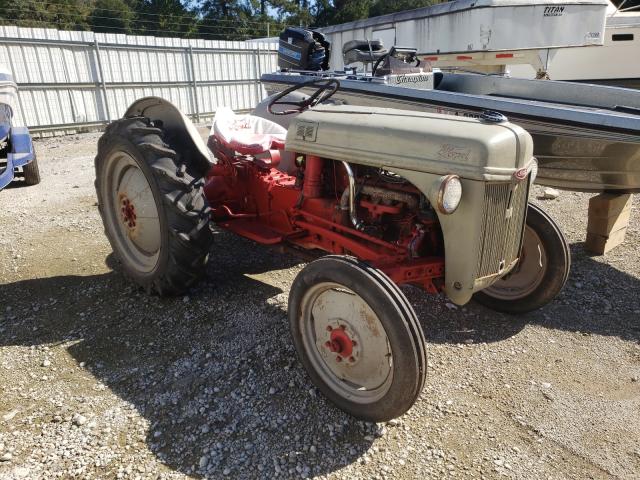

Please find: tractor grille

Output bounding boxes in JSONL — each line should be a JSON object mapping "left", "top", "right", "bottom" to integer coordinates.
{"left": 476, "top": 179, "right": 529, "bottom": 279}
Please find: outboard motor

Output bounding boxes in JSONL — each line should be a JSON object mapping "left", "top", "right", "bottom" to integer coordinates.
{"left": 278, "top": 27, "right": 330, "bottom": 71}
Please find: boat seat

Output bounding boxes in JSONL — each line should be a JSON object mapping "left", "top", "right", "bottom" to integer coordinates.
{"left": 213, "top": 107, "right": 286, "bottom": 156}
{"left": 342, "top": 39, "right": 388, "bottom": 65}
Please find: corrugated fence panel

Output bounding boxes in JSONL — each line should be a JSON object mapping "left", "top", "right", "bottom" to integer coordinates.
{"left": 0, "top": 26, "right": 278, "bottom": 134}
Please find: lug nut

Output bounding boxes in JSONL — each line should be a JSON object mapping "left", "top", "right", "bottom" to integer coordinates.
{"left": 336, "top": 356, "right": 342, "bottom": 362}
{"left": 349, "top": 356, "right": 355, "bottom": 363}
{"left": 340, "top": 325, "right": 346, "bottom": 330}
{"left": 326, "top": 326, "right": 333, "bottom": 332}
{"left": 324, "top": 341, "right": 331, "bottom": 348}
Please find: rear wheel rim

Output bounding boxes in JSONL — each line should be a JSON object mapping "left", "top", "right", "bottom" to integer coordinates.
{"left": 299, "top": 282, "right": 394, "bottom": 404}
{"left": 483, "top": 225, "right": 547, "bottom": 300}
{"left": 104, "top": 150, "right": 161, "bottom": 274}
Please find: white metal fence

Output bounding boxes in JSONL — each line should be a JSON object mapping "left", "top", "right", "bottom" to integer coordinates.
{"left": 0, "top": 26, "right": 278, "bottom": 135}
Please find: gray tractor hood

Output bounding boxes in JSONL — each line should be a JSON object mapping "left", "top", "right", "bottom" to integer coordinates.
{"left": 286, "top": 105, "right": 533, "bottom": 182}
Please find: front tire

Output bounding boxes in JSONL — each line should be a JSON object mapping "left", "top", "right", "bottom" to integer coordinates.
{"left": 289, "top": 256, "right": 427, "bottom": 421}
{"left": 474, "top": 204, "right": 570, "bottom": 313}
{"left": 95, "top": 117, "right": 213, "bottom": 295}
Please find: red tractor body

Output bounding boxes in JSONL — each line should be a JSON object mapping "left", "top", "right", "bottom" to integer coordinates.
{"left": 205, "top": 132, "right": 445, "bottom": 294}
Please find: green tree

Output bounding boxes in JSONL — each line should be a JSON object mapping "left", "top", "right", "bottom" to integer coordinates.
{"left": 198, "top": 0, "right": 268, "bottom": 39}
{"left": 90, "top": 0, "right": 136, "bottom": 34}
{"left": 0, "top": 0, "right": 91, "bottom": 30}
{"left": 313, "top": 0, "right": 371, "bottom": 26}
{"left": 312, "top": 0, "right": 445, "bottom": 27}
{"left": 132, "top": 0, "right": 198, "bottom": 36}
{"left": 370, "top": 0, "right": 440, "bottom": 17}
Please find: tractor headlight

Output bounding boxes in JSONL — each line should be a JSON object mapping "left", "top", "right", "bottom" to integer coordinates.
{"left": 437, "top": 175, "right": 462, "bottom": 214}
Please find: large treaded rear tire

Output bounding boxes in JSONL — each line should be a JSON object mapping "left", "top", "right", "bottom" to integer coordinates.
{"left": 95, "top": 117, "right": 213, "bottom": 295}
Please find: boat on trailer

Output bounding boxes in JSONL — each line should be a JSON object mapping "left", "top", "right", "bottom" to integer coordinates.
{"left": 259, "top": 0, "right": 640, "bottom": 194}
{"left": 260, "top": 68, "right": 640, "bottom": 193}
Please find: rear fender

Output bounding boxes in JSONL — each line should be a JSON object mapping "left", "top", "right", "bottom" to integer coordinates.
{"left": 124, "top": 97, "right": 214, "bottom": 172}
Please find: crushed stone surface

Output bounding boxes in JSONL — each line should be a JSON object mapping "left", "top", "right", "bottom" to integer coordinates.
{"left": 0, "top": 132, "right": 639, "bottom": 479}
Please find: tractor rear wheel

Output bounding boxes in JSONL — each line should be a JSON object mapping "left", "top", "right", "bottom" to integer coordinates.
{"left": 95, "top": 117, "right": 213, "bottom": 295}
{"left": 474, "top": 204, "right": 570, "bottom": 313}
{"left": 22, "top": 155, "right": 41, "bottom": 185}
{"left": 288, "top": 255, "right": 427, "bottom": 421}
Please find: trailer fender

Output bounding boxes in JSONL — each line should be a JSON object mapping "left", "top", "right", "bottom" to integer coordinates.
{"left": 124, "top": 97, "right": 214, "bottom": 174}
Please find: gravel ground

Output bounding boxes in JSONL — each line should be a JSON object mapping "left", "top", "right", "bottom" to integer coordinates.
{"left": 0, "top": 132, "right": 639, "bottom": 480}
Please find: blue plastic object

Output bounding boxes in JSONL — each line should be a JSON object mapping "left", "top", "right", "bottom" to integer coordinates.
{"left": 0, "top": 126, "right": 36, "bottom": 190}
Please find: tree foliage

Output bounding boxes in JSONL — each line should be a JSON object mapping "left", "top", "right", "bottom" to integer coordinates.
{"left": 90, "top": 0, "right": 135, "bottom": 33}
{"left": 0, "top": 0, "right": 92, "bottom": 30}
{"left": 0, "top": 0, "right": 447, "bottom": 39}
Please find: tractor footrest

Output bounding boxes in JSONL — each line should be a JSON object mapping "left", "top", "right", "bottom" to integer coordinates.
{"left": 222, "top": 219, "right": 284, "bottom": 245}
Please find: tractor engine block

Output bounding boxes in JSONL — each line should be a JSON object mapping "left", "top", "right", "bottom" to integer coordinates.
{"left": 203, "top": 152, "right": 445, "bottom": 292}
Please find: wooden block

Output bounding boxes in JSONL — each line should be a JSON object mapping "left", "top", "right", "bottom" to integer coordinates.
{"left": 585, "top": 227, "right": 628, "bottom": 255}
{"left": 586, "top": 193, "right": 633, "bottom": 254}
{"left": 588, "top": 193, "right": 632, "bottom": 218}
{"left": 587, "top": 207, "right": 632, "bottom": 236}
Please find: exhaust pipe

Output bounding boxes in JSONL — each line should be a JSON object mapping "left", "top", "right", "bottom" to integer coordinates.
{"left": 340, "top": 161, "right": 363, "bottom": 230}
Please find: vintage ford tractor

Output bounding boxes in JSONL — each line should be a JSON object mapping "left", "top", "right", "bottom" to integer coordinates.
{"left": 95, "top": 80, "right": 570, "bottom": 420}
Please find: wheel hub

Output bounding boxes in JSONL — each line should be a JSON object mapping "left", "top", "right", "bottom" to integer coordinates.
{"left": 104, "top": 151, "right": 162, "bottom": 272}
{"left": 324, "top": 324, "right": 358, "bottom": 363}
{"left": 301, "top": 281, "right": 395, "bottom": 402}
{"left": 120, "top": 196, "right": 137, "bottom": 229}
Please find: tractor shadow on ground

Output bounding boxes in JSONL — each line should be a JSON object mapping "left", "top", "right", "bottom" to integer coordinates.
{"left": 0, "top": 235, "right": 376, "bottom": 478}
{"left": 1, "top": 234, "right": 639, "bottom": 477}
{"left": 410, "top": 241, "right": 640, "bottom": 346}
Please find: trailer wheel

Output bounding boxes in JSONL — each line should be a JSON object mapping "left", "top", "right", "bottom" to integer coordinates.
{"left": 289, "top": 256, "right": 427, "bottom": 421}
{"left": 474, "top": 204, "right": 570, "bottom": 314}
{"left": 95, "top": 117, "right": 213, "bottom": 295}
{"left": 22, "top": 155, "right": 41, "bottom": 185}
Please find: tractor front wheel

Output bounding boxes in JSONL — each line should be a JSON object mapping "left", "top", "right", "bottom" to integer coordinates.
{"left": 95, "top": 117, "right": 213, "bottom": 295}
{"left": 288, "top": 256, "right": 427, "bottom": 421}
{"left": 474, "top": 204, "right": 570, "bottom": 313}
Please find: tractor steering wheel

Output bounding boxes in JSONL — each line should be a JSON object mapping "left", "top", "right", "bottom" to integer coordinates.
{"left": 267, "top": 78, "right": 340, "bottom": 116}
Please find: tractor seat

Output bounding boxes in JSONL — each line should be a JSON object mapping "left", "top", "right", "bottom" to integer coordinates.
{"left": 213, "top": 107, "right": 286, "bottom": 156}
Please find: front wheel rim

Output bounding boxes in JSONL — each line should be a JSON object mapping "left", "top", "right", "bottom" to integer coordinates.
{"left": 299, "top": 282, "right": 394, "bottom": 404}
{"left": 483, "top": 225, "right": 547, "bottom": 300}
{"left": 103, "top": 150, "right": 161, "bottom": 274}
